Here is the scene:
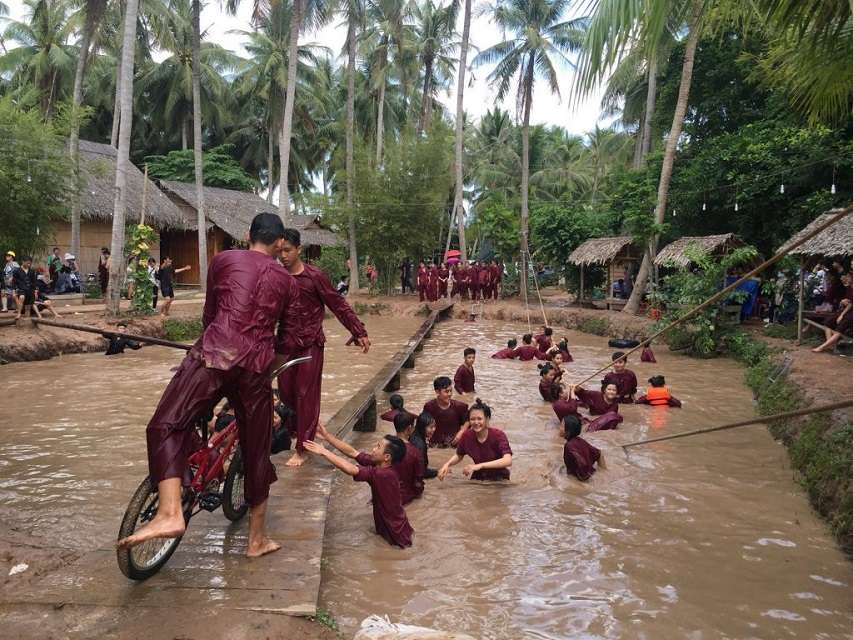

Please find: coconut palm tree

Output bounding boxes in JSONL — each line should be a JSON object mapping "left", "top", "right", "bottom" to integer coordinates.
{"left": 0, "top": 1, "right": 9, "bottom": 54}
{"left": 467, "top": 107, "right": 518, "bottom": 206}
{"left": 450, "top": 0, "right": 471, "bottom": 259}
{"left": 413, "top": 0, "right": 457, "bottom": 134}
{"left": 189, "top": 0, "right": 207, "bottom": 289}
{"left": 474, "top": 0, "right": 587, "bottom": 304}
{"left": 342, "top": 0, "right": 365, "bottom": 290}
{"left": 530, "top": 126, "right": 591, "bottom": 200}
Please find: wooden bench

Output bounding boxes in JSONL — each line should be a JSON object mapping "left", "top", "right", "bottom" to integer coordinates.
{"left": 48, "top": 293, "right": 86, "bottom": 307}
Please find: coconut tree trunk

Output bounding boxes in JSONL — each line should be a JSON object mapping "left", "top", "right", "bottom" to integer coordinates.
{"left": 640, "top": 55, "right": 657, "bottom": 159}
{"left": 451, "top": 0, "right": 471, "bottom": 261}
{"left": 417, "top": 58, "right": 433, "bottom": 135}
{"left": 181, "top": 117, "right": 188, "bottom": 150}
{"left": 519, "top": 56, "right": 534, "bottom": 307}
{"left": 267, "top": 124, "right": 275, "bottom": 203}
{"left": 278, "top": 0, "right": 303, "bottom": 224}
{"left": 191, "top": 0, "right": 207, "bottom": 291}
{"left": 110, "top": 57, "right": 121, "bottom": 147}
{"left": 345, "top": 17, "right": 360, "bottom": 293}
{"left": 624, "top": 0, "right": 703, "bottom": 315}
{"left": 106, "top": 0, "right": 140, "bottom": 315}
{"left": 375, "top": 71, "right": 386, "bottom": 166}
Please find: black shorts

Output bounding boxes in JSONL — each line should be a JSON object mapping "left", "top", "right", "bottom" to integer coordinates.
{"left": 18, "top": 290, "right": 35, "bottom": 306}
{"left": 161, "top": 286, "right": 174, "bottom": 299}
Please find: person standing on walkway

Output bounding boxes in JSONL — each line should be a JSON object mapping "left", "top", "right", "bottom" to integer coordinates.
{"left": 98, "top": 247, "right": 111, "bottom": 296}
{"left": 278, "top": 228, "right": 371, "bottom": 467}
{"left": 157, "top": 257, "right": 191, "bottom": 317}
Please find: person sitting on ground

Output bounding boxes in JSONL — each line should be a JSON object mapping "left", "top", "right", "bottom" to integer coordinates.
{"left": 813, "top": 272, "right": 853, "bottom": 353}
{"left": 538, "top": 362, "right": 562, "bottom": 402}
{"left": 410, "top": 412, "right": 438, "bottom": 479}
{"left": 601, "top": 352, "right": 637, "bottom": 403}
{"left": 568, "top": 383, "right": 624, "bottom": 432}
{"left": 271, "top": 389, "right": 294, "bottom": 453}
{"left": 562, "top": 415, "right": 605, "bottom": 482}
{"left": 438, "top": 398, "right": 513, "bottom": 482}
{"left": 454, "top": 347, "right": 476, "bottom": 394}
{"left": 304, "top": 433, "right": 413, "bottom": 548}
{"left": 635, "top": 375, "right": 682, "bottom": 407}
{"left": 33, "top": 268, "right": 59, "bottom": 318}
{"left": 13, "top": 255, "right": 38, "bottom": 319}
{"left": 381, "top": 393, "right": 418, "bottom": 423}
{"left": 514, "top": 333, "right": 545, "bottom": 361}
{"left": 491, "top": 338, "right": 518, "bottom": 359}
{"left": 534, "top": 326, "right": 553, "bottom": 352}
{"left": 423, "top": 376, "right": 469, "bottom": 447}
{"left": 335, "top": 275, "right": 349, "bottom": 296}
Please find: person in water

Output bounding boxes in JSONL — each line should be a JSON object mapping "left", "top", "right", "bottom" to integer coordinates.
{"left": 547, "top": 337, "right": 573, "bottom": 363}
{"left": 534, "top": 326, "right": 553, "bottom": 352}
{"left": 454, "top": 347, "right": 476, "bottom": 394}
{"left": 423, "top": 376, "right": 469, "bottom": 447}
{"left": 514, "top": 334, "right": 544, "bottom": 361}
{"left": 438, "top": 399, "right": 513, "bottom": 481}
{"left": 117, "top": 213, "right": 307, "bottom": 558}
{"left": 491, "top": 338, "right": 518, "bottom": 359}
{"left": 410, "top": 412, "right": 438, "bottom": 479}
{"left": 562, "top": 415, "right": 605, "bottom": 482}
{"left": 538, "top": 362, "right": 562, "bottom": 402}
{"left": 381, "top": 393, "right": 418, "bottom": 423}
{"left": 278, "top": 227, "right": 370, "bottom": 467}
{"left": 569, "top": 383, "right": 623, "bottom": 431}
{"left": 304, "top": 435, "right": 412, "bottom": 548}
{"left": 635, "top": 375, "right": 682, "bottom": 407}
{"left": 601, "top": 352, "right": 637, "bottom": 403}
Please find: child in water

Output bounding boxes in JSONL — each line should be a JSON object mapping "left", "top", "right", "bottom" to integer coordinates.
{"left": 454, "top": 347, "right": 476, "bottom": 394}
{"left": 562, "top": 415, "right": 605, "bottom": 481}
{"left": 601, "top": 352, "right": 637, "bottom": 403}
{"left": 635, "top": 375, "right": 682, "bottom": 407}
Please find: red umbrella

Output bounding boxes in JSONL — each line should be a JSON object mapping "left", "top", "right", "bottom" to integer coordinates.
{"left": 445, "top": 249, "right": 461, "bottom": 258}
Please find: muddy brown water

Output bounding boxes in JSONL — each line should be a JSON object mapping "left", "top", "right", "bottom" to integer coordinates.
{"left": 319, "top": 319, "right": 852, "bottom": 639}
{"left": 1, "top": 316, "right": 850, "bottom": 639}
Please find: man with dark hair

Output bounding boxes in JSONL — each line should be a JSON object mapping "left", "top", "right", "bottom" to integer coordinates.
{"left": 278, "top": 227, "right": 370, "bottom": 467}
{"left": 514, "top": 333, "right": 544, "bottom": 361}
{"left": 454, "top": 347, "right": 476, "bottom": 394}
{"left": 534, "top": 326, "right": 553, "bottom": 352}
{"left": 13, "top": 255, "right": 37, "bottom": 319}
{"left": 157, "top": 257, "right": 191, "bottom": 317}
{"left": 422, "top": 376, "right": 469, "bottom": 447}
{"left": 601, "top": 352, "right": 637, "bottom": 403}
{"left": 491, "top": 338, "right": 518, "bottom": 359}
{"left": 118, "top": 212, "right": 306, "bottom": 558}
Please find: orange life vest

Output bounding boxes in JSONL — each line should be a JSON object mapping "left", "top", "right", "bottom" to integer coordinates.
{"left": 646, "top": 386, "right": 671, "bottom": 406}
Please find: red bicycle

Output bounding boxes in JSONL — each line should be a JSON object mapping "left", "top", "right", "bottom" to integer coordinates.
{"left": 116, "top": 356, "right": 309, "bottom": 580}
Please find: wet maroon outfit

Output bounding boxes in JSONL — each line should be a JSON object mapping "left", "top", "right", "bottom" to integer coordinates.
{"left": 427, "top": 265, "right": 439, "bottom": 301}
{"left": 357, "top": 445, "right": 423, "bottom": 505}
{"left": 574, "top": 387, "right": 620, "bottom": 416}
{"left": 534, "top": 333, "right": 552, "bottom": 352}
{"left": 417, "top": 266, "right": 428, "bottom": 302}
{"left": 586, "top": 412, "right": 623, "bottom": 431}
{"left": 277, "top": 264, "right": 367, "bottom": 453}
{"left": 539, "top": 379, "right": 562, "bottom": 402}
{"left": 469, "top": 265, "right": 481, "bottom": 300}
{"left": 146, "top": 250, "right": 304, "bottom": 507}
{"left": 380, "top": 408, "right": 418, "bottom": 423}
{"left": 438, "top": 266, "right": 449, "bottom": 297}
{"left": 491, "top": 347, "right": 516, "bottom": 359}
{"left": 455, "top": 427, "right": 512, "bottom": 481}
{"left": 563, "top": 437, "right": 600, "bottom": 481}
{"left": 553, "top": 397, "right": 583, "bottom": 422}
{"left": 602, "top": 370, "right": 638, "bottom": 403}
{"left": 514, "top": 345, "right": 543, "bottom": 361}
{"left": 423, "top": 398, "right": 468, "bottom": 447}
{"left": 640, "top": 346, "right": 657, "bottom": 362}
{"left": 453, "top": 364, "right": 476, "bottom": 394}
{"left": 353, "top": 463, "right": 413, "bottom": 547}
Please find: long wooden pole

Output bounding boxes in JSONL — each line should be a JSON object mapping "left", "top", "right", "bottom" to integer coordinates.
{"left": 32, "top": 318, "right": 191, "bottom": 350}
{"left": 804, "top": 317, "right": 853, "bottom": 342}
{"left": 572, "top": 206, "right": 852, "bottom": 388}
{"left": 622, "top": 399, "right": 853, "bottom": 450}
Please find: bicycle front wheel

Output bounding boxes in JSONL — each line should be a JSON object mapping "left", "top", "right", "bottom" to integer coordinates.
{"left": 222, "top": 447, "right": 249, "bottom": 522}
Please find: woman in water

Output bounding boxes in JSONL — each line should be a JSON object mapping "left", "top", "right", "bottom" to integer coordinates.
{"left": 410, "top": 412, "right": 438, "bottom": 479}
{"left": 438, "top": 399, "right": 513, "bottom": 481}
{"left": 538, "top": 363, "right": 562, "bottom": 402}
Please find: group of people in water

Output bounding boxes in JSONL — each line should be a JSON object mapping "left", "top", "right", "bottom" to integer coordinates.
{"left": 416, "top": 260, "right": 503, "bottom": 303}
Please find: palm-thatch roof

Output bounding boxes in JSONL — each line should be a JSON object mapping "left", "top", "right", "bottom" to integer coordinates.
{"left": 778, "top": 209, "right": 853, "bottom": 258}
{"left": 158, "top": 180, "right": 341, "bottom": 247}
{"left": 78, "top": 140, "right": 186, "bottom": 228}
{"left": 568, "top": 236, "right": 636, "bottom": 266}
{"left": 654, "top": 233, "right": 744, "bottom": 267}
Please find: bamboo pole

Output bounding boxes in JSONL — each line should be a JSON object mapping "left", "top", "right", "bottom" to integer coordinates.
{"left": 32, "top": 318, "right": 191, "bottom": 350}
{"left": 571, "top": 205, "right": 853, "bottom": 389}
{"left": 803, "top": 317, "right": 853, "bottom": 342}
{"left": 622, "top": 399, "right": 853, "bottom": 451}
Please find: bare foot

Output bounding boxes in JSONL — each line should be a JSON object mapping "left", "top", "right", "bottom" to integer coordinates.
{"left": 246, "top": 537, "right": 281, "bottom": 558}
{"left": 116, "top": 514, "right": 185, "bottom": 549}
{"left": 285, "top": 451, "right": 307, "bottom": 467}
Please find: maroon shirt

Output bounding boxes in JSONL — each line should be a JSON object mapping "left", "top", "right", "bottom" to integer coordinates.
{"left": 553, "top": 397, "right": 583, "bottom": 422}
{"left": 564, "top": 437, "right": 600, "bottom": 481}
{"left": 357, "top": 444, "right": 423, "bottom": 505}
{"left": 602, "top": 370, "right": 638, "bottom": 403}
{"left": 491, "top": 347, "right": 516, "bottom": 359}
{"left": 478, "top": 268, "right": 490, "bottom": 286}
{"left": 199, "top": 250, "right": 305, "bottom": 374}
{"left": 455, "top": 427, "right": 512, "bottom": 481}
{"left": 534, "top": 334, "right": 552, "bottom": 352}
{"left": 575, "top": 387, "right": 620, "bottom": 416}
{"left": 539, "top": 379, "right": 561, "bottom": 402}
{"left": 417, "top": 266, "right": 428, "bottom": 287}
{"left": 353, "top": 464, "right": 413, "bottom": 548}
{"left": 640, "top": 346, "right": 656, "bottom": 363}
{"left": 586, "top": 412, "right": 623, "bottom": 431}
{"left": 549, "top": 347, "right": 573, "bottom": 363}
{"left": 513, "top": 345, "right": 543, "bottom": 361}
{"left": 454, "top": 364, "right": 475, "bottom": 394}
{"left": 380, "top": 408, "right": 418, "bottom": 423}
{"left": 423, "top": 398, "right": 468, "bottom": 446}
{"left": 290, "top": 263, "right": 367, "bottom": 348}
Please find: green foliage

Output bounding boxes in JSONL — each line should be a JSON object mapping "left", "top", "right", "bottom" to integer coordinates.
{"left": 145, "top": 145, "right": 257, "bottom": 191}
{"left": 310, "top": 609, "right": 339, "bottom": 632}
{"left": 476, "top": 201, "right": 519, "bottom": 261}
{"left": 310, "top": 246, "right": 348, "bottom": 284}
{"left": 162, "top": 317, "right": 204, "bottom": 342}
{"left": 126, "top": 224, "right": 157, "bottom": 314}
{"left": 0, "top": 98, "right": 73, "bottom": 257}
{"left": 576, "top": 316, "right": 609, "bottom": 336}
{"left": 529, "top": 202, "right": 609, "bottom": 285}
{"left": 763, "top": 323, "right": 798, "bottom": 340}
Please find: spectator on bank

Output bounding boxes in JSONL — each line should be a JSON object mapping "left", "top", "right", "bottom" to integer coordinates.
{"left": 13, "top": 255, "right": 38, "bottom": 319}
{"left": 98, "top": 247, "right": 111, "bottom": 296}
{"left": 147, "top": 257, "right": 159, "bottom": 309}
{"left": 47, "top": 247, "right": 62, "bottom": 286}
{"left": 3, "top": 250, "right": 19, "bottom": 313}
{"left": 157, "top": 257, "right": 191, "bottom": 317}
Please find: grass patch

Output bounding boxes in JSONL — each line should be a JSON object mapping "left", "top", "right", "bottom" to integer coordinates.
{"left": 575, "top": 316, "right": 609, "bottom": 336}
{"left": 310, "top": 609, "right": 340, "bottom": 633}
{"left": 763, "top": 322, "right": 798, "bottom": 340}
{"left": 162, "top": 317, "right": 203, "bottom": 342}
{"left": 415, "top": 304, "right": 432, "bottom": 317}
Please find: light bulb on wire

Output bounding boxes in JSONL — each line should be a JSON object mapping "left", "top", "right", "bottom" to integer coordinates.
{"left": 734, "top": 200, "right": 739, "bottom": 212}
{"left": 780, "top": 183, "right": 785, "bottom": 194}
{"left": 702, "top": 201, "right": 707, "bottom": 211}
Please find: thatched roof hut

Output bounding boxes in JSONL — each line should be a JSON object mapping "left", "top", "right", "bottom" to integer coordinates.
{"left": 568, "top": 236, "right": 641, "bottom": 309}
{"left": 78, "top": 141, "right": 185, "bottom": 228}
{"left": 568, "top": 236, "right": 636, "bottom": 266}
{"left": 778, "top": 209, "right": 853, "bottom": 258}
{"left": 654, "top": 233, "right": 744, "bottom": 268}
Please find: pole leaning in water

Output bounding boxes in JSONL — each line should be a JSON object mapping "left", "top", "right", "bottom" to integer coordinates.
{"left": 622, "top": 399, "right": 853, "bottom": 451}
{"left": 32, "top": 318, "right": 191, "bottom": 351}
{"left": 571, "top": 205, "right": 853, "bottom": 389}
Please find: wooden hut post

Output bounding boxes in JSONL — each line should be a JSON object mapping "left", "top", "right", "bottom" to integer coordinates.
{"left": 140, "top": 164, "right": 148, "bottom": 226}
{"left": 797, "top": 256, "right": 805, "bottom": 344}
{"left": 579, "top": 266, "right": 585, "bottom": 307}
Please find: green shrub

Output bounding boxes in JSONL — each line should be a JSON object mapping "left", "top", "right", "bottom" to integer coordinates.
{"left": 162, "top": 317, "right": 203, "bottom": 342}
{"left": 576, "top": 316, "right": 609, "bottom": 336}
{"left": 763, "top": 323, "right": 798, "bottom": 340}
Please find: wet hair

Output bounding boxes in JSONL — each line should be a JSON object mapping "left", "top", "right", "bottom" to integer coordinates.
{"left": 393, "top": 411, "right": 415, "bottom": 434}
{"left": 648, "top": 375, "right": 666, "bottom": 387}
{"left": 507, "top": 338, "right": 518, "bottom": 349}
{"left": 415, "top": 411, "right": 435, "bottom": 440}
{"left": 538, "top": 362, "right": 556, "bottom": 377}
{"left": 522, "top": 333, "right": 533, "bottom": 345}
{"left": 101, "top": 247, "right": 110, "bottom": 254}
{"left": 282, "top": 227, "right": 302, "bottom": 247}
{"left": 21, "top": 255, "right": 32, "bottom": 262}
{"left": 389, "top": 393, "right": 404, "bottom": 410}
{"left": 53, "top": 247, "right": 59, "bottom": 252}
{"left": 603, "top": 382, "right": 618, "bottom": 394}
{"left": 468, "top": 398, "right": 492, "bottom": 420}
{"left": 463, "top": 347, "right": 476, "bottom": 357}
{"left": 563, "top": 415, "right": 582, "bottom": 440}
{"left": 558, "top": 338, "right": 568, "bottom": 350}
{"left": 612, "top": 351, "right": 627, "bottom": 362}
{"left": 383, "top": 435, "right": 407, "bottom": 464}
{"left": 544, "top": 327, "right": 553, "bottom": 336}
{"left": 433, "top": 376, "right": 452, "bottom": 391}
{"left": 248, "top": 212, "right": 285, "bottom": 244}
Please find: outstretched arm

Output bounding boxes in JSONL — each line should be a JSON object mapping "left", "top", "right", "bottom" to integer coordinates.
{"left": 438, "top": 453, "right": 464, "bottom": 481}
{"left": 314, "top": 268, "right": 370, "bottom": 352}
{"left": 303, "top": 441, "right": 359, "bottom": 476}
{"left": 315, "top": 423, "right": 359, "bottom": 459}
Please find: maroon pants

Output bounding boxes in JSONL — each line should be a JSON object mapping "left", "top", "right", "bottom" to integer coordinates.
{"left": 278, "top": 343, "right": 324, "bottom": 452}
{"left": 146, "top": 353, "right": 276, "bottom": 507}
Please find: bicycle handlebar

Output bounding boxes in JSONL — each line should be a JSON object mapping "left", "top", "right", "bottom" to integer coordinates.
{"left": 268, "top": 355, "right": 312, "bottom": 380}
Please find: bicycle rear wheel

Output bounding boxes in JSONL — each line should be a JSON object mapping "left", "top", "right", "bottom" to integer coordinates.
{"left": 222, "top": 447, "right": 249, "bottom": 522}
{"left": 116, "top": 477, "right": 192, "bottom": 580}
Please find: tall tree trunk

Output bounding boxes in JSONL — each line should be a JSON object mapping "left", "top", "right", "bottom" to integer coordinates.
{"left": 417, "top": 58, "right": 433, "bottom": 135}
{"left": 519, "top": 56, "right": 534, "bottom": 307}
{"left": 451, "top": 0, "right": 471, "bottom": 261}
{"left": 267, "top": 124, "right": 275, "bottom": 203}
{"left": 181, "top": 117, "right": 188, "bottom": 150}
{"left": 632, "top": 113, "right": 644, "bottom": 169}
{"left": 278, "top": 0, "right": 302, "bottom": 224}
{"left": 345, "top": 16, "right": 360, "bottom": 293}
{"left": 106, "top": 0, "right": 140, "bottom": 315}
{"left": 191, "top": 0, "right": 207, "bottom": 290}
{"left": 375, "top": 72, "right": 386, "bottom": 166}
{"left": 110, "top": 55, "right": 121, "bottom": 147}
{"left": 624, "top": 0, "right": 703, "bottom": 315}
{"left": 640, "top": 55, "right": 657, "bottom": 159}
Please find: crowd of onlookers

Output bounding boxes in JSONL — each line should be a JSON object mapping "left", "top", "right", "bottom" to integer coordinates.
{"left": 1, "top": 247, "right": 80, "bottom": 318}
